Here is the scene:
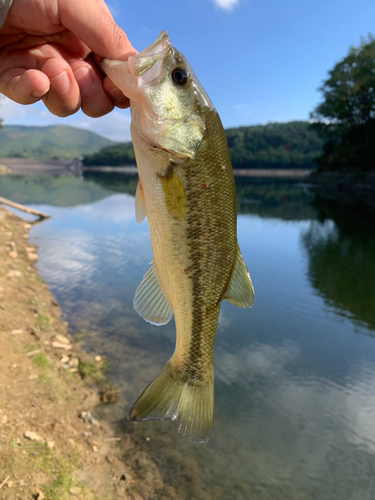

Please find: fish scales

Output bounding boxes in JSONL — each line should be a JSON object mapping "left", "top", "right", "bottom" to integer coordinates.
{"left": 101, "top": 31, "right": 254, "bottom": 443}
{"left": 184, "top": 109, "right": 236, "bottom": 375}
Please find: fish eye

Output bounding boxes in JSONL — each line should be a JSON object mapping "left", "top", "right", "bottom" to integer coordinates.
{"left": 171, "top": 67, "right": 188, "bottom": 86}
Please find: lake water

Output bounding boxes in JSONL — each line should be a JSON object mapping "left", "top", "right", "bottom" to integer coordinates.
{"left": 1, "top": 173, "right": 375, "bottom": 500}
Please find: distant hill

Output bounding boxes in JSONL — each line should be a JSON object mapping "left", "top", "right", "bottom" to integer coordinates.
{"left": 226, "top": 121, "right": 322, "bottom": 169}
{"left": 82, "top": 121, "right": 323, "bottom": 169}
{"left": 0, "top": 125, "right": 114, "bottom": 159}
{"left": 82, "top": 142, "right": 135, "bottom": 166}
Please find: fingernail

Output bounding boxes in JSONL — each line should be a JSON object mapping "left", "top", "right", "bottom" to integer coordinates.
{"left": 31, "top": 89, "right": 48, "bottom": 98}
{"left": 107, "top": 86, "right": 126, "bottom": 100}
{"left": 50, "top": 71, "right": 70, "bottom": 94}
{"left": 74, "top": 66, "right": 93, "bottom": 92}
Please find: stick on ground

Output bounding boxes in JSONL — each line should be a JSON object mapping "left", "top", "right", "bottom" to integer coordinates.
{"left": 0, "top": 475, "right": 10, "bottom": 489}
{"left": 0, "top": 196, "right": 50, "bottom": 220}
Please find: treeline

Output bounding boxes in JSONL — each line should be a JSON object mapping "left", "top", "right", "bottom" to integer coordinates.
{"left": 226, "top": 121, "right": 322, "bottom": 169}
{"left": 82, "top": 142, "right": 135, "bottom": 166}
{"left": 82, "top": 121, "right": 323, "bottom": 169}
{"left": 311, "top": 35, "right": 375, "bottom": 171}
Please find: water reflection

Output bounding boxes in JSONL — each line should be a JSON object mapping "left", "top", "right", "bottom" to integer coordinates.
{"left": 3, "top": 174, "right": 375, "bottom": 499}
{"left": 0, "top": 174, "right": 113, "bottom": 207}
{"left": 302, "top": 193, "right": 375, "bottom": 330}
{"left": 235, "top": 177, "right": 316, "bottom": 220}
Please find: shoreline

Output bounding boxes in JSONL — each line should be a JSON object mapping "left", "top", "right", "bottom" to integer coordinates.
{"left": 81, "top": 166, "right": 313, "bottom": 178}
{"left": 0, "top": 207, "right": 174, "bottom": 499}
{"left": 307, "top": 170, "right": 375, "bottom": 191}
{"left": 0, "top": 157, "right": 313, "bottom": 178}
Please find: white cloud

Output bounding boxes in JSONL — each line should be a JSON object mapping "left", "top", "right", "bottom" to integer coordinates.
{"left": 0, "top": 96, "right": 45, "bottom": 121}
{"left": 36, "top": 229, "right": 97, "bottom": 294}
{"left": 212, "top": 0, "right": 240, "bottom": 11}
{"left": 80, "top": 194, "right": 136, "bottom": 222}
{"left": 215, "top": 340, "right": 300, "bottom": 385}
{"left": 64, "top": 110, "right": 132, "bottom": 143}
{"left": 215, "top": 339, "right": 375, "bottom": 459}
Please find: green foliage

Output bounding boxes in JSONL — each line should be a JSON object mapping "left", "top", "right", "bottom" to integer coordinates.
{"left": 303, "top": 192, "right": 375, "bottom": 330}
{"left": 82, "top": 171, "right": 138, "bottom": 196}
{"left": 235, "top": 178, "right": 317, "bottom": 220}
{"left": 82, "top": 121, "right": 322, "bottom": 169}
{"left": 0, "top": 125, "right": 114, "bottom": 159}
{"left": 82, "top": 142, "right": 135, "bottom": 166}
{"left": 311, "top": 35, "right": 375, "bottom": 171}
{"left": 33, "top": 353, "right": 50, "bottom": 369}
{"left": 226, "top": 121, "right": 322, "bottom": 169}
{"left": 78, "top": 358, "right": 108, "bottom": 381}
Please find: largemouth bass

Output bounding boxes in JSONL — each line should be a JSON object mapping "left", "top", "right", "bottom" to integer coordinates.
{"left": 101, "top": 31, "right": 254, "bottom": 443}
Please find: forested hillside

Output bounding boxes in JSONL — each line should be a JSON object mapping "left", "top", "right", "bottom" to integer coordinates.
{"left": 82, "top": 121, "right": 322, "bottom": 168}
{"left": 0, "top": 125, "right": 114, "bottom": 159}
{"left": 226, "top": 121, "right": 322, "bottom": 169}
{"left": 82, "top": 142, "right": 135, "bottom": 166}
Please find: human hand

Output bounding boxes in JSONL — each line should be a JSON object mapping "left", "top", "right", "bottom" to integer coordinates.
{"left": 0, "top": 0, "right": 136, "bottom": 117}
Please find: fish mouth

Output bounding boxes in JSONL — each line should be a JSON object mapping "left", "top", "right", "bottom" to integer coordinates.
{"left": 128, "top": 30, "right": 171, "bottom": 77}
{"left": 100, "top": 30, "right": 170, "bottom": 79}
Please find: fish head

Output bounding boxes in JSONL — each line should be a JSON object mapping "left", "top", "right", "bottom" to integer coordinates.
{"left": 101, "top": 31, "right": 214, "bottom": 159}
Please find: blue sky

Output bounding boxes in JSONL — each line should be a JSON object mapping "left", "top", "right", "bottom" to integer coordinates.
{"left": 1, "top": 0, "right": 375, "bottom": 142}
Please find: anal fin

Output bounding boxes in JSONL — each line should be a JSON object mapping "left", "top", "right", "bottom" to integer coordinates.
{"left": 223, "top": 245, "right": 254, "bottom": 308}
{"left": 133, "top": 262, "right": 173, "bottom": 325}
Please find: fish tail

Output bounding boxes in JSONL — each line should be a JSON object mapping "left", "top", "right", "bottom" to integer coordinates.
{"left": 126, "top": 360, "right": 214, "bottom": 443}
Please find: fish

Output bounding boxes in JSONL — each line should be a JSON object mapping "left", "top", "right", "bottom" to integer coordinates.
{"left": 101, "top": 31, "right": 254, "bottom": 443}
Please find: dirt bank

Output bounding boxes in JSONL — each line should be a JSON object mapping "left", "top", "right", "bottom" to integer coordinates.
{"left": 0, "top": 207, "right": 175, "bottom": 500}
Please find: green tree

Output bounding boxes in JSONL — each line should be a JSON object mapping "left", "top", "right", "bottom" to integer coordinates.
{"left": 83, "top": 122, "right": 322, "bottom": 169}
{"left": 311, "top": 35, "right": 375, "bottom": 171}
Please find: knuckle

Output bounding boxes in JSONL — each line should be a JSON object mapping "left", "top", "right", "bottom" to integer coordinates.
{"left": 82, "top": 101, "right": 114, "bottom": 118}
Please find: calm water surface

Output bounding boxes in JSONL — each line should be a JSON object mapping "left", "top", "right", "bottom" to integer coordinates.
{"left": 1, "top": 174, "right": 375, "bottom": 500}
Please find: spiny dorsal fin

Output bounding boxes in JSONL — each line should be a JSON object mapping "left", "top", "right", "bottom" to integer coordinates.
{"left": 135, "top": 180, "right": 146, "bottom": 223}
{"left": 133, "top": 262, "right": 173, "bottom": 325}
{"left": 223, "top": 245, "right": 254, "bottom": 308}
{"left": 158, "top": 167, "right": 186, "bottom": 221}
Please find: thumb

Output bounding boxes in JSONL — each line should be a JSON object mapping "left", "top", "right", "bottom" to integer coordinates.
{"left": 58, "top": 0, "right": 136, "bottom": 60}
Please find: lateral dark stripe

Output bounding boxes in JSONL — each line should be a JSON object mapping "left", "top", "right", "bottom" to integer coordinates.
{"left": 185, "top": 155, "right": 204, "bottom": 376}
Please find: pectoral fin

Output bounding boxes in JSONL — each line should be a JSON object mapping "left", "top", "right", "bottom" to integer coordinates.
{"left": 135, "top": 180, "right": 146, "bottom": 224}
{"left": 158, "top": 167, "right": 186, "bottom": 221}
{"left": 223, "top": 246, "right": 254, "bottom": 308}
{"left": 133, "top": 262, "right": 173, "bottom": 325}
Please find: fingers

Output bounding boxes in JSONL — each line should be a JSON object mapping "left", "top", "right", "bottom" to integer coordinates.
{"left": 0, "top": 54, "right": 128, "bottom": 117}
{"left": 41, "top": 57, "right": 81, "bottom": 116}
{"left": 71, "top": 59, "right": 114, "bottom": 117}
{"left": 0, "top": 67, "right": 50, "bottom": 104}
{"left": 59, "top": 0, "right": 137, "bottom": 60}
{"left": 103, "top": 76, "right": 130, "bottom": 109}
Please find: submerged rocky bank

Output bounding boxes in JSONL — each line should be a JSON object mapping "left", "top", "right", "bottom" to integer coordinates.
{"left": 307, "top": 170, "right": 375, "bottom": 191}
{"left": 0, "top": 207, "right": 175, "bottom": 500}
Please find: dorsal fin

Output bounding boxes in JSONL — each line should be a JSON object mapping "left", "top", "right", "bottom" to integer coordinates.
{"left": 223, "top": 245, "right": 254, "bottom": 308}
{"left": 133, "top": 262, "right": 173, "bottom": 325}
{"left": 135, "top": 180, "right": 146, "bottom": 223}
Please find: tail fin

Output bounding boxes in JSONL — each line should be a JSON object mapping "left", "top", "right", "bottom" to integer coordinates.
{"left": 126, "top": 361, "right": 214, "bottom": 443}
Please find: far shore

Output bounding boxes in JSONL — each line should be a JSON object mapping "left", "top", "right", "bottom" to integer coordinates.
{"left": 82, "top": 166, "right": 313, "bottom": 178}
{"left": 0, "top": 157, "right": 313, "bottom": 178}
